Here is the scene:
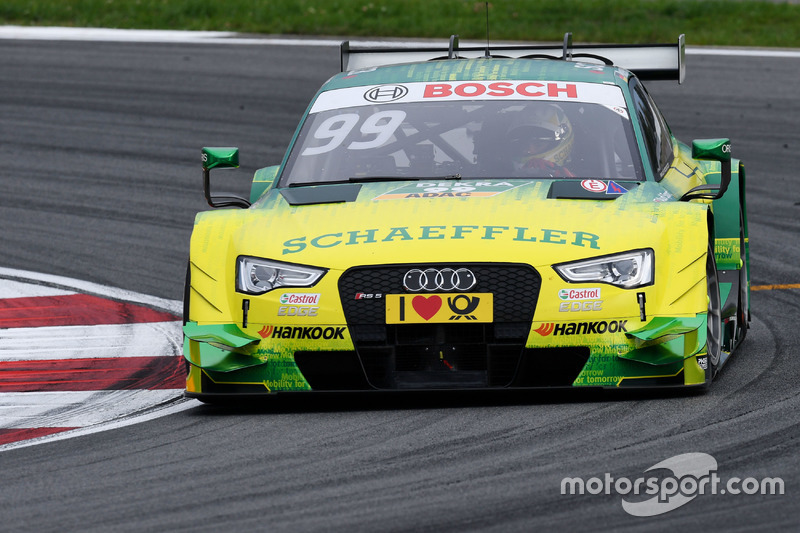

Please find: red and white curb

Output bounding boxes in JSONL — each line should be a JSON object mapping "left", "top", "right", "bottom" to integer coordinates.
{"left": 0, "top": 267, "right": 199, "bottom": 451}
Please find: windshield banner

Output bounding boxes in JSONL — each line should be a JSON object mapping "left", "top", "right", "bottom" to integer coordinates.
{"left": 310, "top": 80, "right": 626, "bottom": 114}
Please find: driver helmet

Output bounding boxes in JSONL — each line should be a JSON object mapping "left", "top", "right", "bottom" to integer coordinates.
{"left": 507, "top": 104, "right": 574, "bottom": 170}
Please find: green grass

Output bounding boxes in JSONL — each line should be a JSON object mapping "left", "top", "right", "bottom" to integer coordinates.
{"left": 2, "top": 0, "right": 800, "bottom": 48}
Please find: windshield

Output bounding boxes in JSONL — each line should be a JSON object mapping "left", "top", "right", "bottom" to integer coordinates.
{"left": 280, "top": 80, "right": 644, "bottom": 186}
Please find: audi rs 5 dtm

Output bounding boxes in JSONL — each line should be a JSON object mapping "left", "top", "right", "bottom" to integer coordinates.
{"left": 183, "top": 34, "right": 749, "bottom": 400}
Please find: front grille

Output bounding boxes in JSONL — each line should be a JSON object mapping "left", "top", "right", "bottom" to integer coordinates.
{"left": 511, "top": 347, "right": 591, "bottom": 387}
{"left": 338, "top": 263, "right": 541, "bottom": 389}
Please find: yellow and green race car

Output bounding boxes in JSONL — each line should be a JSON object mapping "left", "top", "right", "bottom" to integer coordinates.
{"left": 184, "top": 34, "right": 749, "bottom": 399}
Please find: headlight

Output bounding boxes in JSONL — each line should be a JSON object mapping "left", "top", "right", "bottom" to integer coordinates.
{"left": 554, "top": 249, "right": 654, "bottom": 289}
{"left": 236, "top": 256, "right": 326, "bottom": 295}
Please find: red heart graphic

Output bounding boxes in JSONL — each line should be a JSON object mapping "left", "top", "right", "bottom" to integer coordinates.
{"left": 412, "top": 295, "right": 442, "bottom": 321}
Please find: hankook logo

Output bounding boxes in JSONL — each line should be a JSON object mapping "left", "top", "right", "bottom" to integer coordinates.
{"left": 403, "top": 268, "right": 477, "bottom": 292}
{"left": 364, "top": 85, "right": 409, "bottom": 103}
{"left": 534, "top": 320, "right": 628, "bottom": 336}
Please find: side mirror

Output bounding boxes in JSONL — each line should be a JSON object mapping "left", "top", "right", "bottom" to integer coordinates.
{"left": 680, "top": 138, "right": 732, "bottom": 202}
{"left": 202, "top": 147, "right": 250, "bottom": 208}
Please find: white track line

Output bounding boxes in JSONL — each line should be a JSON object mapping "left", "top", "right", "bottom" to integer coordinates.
{"left": 1, "top": 25, "right": 798, "bottom": 58}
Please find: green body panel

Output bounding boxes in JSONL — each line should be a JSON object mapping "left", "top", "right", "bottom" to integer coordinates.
{"left": 330, "top": 58, "right": 622, "bottom": 89}
{"left": 250, "top": 165, "right": 279, "bottom": 203}
{"left": 627, "top": 316, "right": 706, "bottom": 343}
{"left": 185, "top": 334, "right": 312, "bottom": 391}
{"left": 184, "top": 321, "right": 260, "bottom": 349}
{"left": 184, "top": 337, "right": 263, "bottom": 373}
{"left": 572, "top": 346, "right": 686, "bottom": 387}
{"left": 710, "top": 159, "right": 744, "bottom": 269}
{"left": 621, "top": 315, "right": 706, "bottom": 366}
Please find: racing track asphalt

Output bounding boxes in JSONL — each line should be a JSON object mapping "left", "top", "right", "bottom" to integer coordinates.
{"left": 0, "top": 38, "right": 799, "bottom": 531}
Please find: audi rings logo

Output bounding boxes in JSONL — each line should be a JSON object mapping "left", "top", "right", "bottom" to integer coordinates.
{"left": 364, "top": 85, "right": 409, "bottom": 103}
{"left": 403, "top": 268, "right": 476, "bottom": 292}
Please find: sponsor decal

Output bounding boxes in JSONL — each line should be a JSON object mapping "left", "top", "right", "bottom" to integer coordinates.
{"left": 559, "top": 301, "right": 603, "bottom": 312}
{"left": 714, "top": 238, "right": 741, "bottom": 263}
{"left": 533, "top": 323, "right": 555, "bottom": 336}
{"left": 257, "top": 325, "right": 346, "bottom": 340}
{"left": 363, "top": 84, "right": 408, "bottom": 103}
{"left": 355, "top": 292, "right": 383, "bottom": 300}
{"left": 653, "top": 191, "right": 674, "bottom": 203}
{"left": 282, "top": 225, "right": 600, "bottom": 254}
{"left": 423, "top": 81, "right": 578, "bottom": 99}
{"left": 308, "top": 81, "right": 627, "bottom": 114}
{"left": 413, "top": 295, "right": 441, "bottom": 321}
{"left": 279, "top": 293, "right": 321, "bottom": 305}
{"left": 610, "top": 106, "right": 629, "bottom": 119}
{"left": 606, "top": 180, "right": 628, "bottom": 195}
{"left": 581, "top": 179, "right": 607, "bottom": 193}
{"left": 533, "top": 320, "right": 628, "bottom": 336}
{"left": 277, "top": 306, "right": 319, "bottom": 317}
{"left": 373, "top": 180, "right": 530, "bottom": 201}
{"left": 403, "top": 267, "right": 476, "bottom": 292}
{"left": 385, "top": 293, "right": 493, "bottom": 323}
{"left": 558, "top": 288, "right": 602, "bottom": 300}
{"left": 278, "top": 293, "right": 321, "bottom": 317}
{"left": 446, "top": 294, "right": 482, "bottom": 320}
{"left": 696, "top": 355, "right": 708, "bottom": 370}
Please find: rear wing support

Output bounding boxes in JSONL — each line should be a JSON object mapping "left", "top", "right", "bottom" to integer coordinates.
{"left": 341, "top": 33, "right": 685, "bottom": 84}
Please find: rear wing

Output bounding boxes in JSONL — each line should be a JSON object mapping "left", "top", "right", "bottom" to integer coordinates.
{"left": 341, "top": 33, "right": 685, "bottom": 84}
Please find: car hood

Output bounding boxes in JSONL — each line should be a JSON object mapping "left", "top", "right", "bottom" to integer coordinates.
{"left": 193, "top": 179, "right": 706, "bottom": 272}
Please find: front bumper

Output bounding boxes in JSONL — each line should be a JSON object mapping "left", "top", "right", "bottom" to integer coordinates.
{"left": 184, "top": 312, "right": 709, "bottom": 397}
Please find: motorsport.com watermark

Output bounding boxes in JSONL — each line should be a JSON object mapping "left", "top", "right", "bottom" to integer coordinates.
{"left": 561, "top": 453, "right": 784, "bottom": 517}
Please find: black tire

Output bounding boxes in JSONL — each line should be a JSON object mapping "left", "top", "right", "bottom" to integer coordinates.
{"left": 736, "top": 210, "right": 749, "bottom": 344}
{"left": 182, "top": 262, "right": 191, "bottom": 375}
{"left": 182, "top": 262, "right": 191, "bottom": 326}
{"left": 706, "top": 242, "right": 723, "bottom": 382}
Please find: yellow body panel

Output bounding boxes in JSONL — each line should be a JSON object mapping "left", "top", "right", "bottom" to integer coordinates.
{"left": 186, "top": 176, "right": 716, "bottom": 392}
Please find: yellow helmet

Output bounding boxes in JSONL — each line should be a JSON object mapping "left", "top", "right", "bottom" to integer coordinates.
{"left": 507, "top": 104, "right": 574, "bottom": 170}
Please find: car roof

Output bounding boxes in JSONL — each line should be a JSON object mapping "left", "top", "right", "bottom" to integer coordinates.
{"left": 323, "top": 57, "right": 626, "bottom": 91}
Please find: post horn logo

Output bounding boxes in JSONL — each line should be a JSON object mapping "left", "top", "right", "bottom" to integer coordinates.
{"left": 447, "top": 295, "right": 480, "bottom": 320}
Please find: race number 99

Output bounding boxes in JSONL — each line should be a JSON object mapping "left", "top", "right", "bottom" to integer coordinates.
{"left": 301, "top": 110, "right": 406, "bottom": 156}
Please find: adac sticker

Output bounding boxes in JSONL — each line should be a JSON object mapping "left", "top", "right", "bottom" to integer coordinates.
{"left": 373, "top": 180, "right": 531, "bottom": 201}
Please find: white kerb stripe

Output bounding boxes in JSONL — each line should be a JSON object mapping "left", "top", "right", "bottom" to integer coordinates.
{"left": 0, "top": 390, "right": 185, "bottom": 428}
{"left": 0, "top": 321, "right": 183, "bottom": 361}
{"left": 0, "top": 279, "right": 75, "bottom": 299}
